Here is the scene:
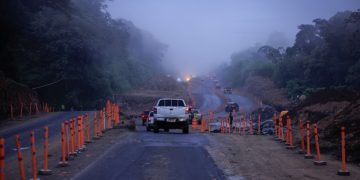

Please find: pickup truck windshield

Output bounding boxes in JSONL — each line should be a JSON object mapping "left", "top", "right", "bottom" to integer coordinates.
{"left": 158, "top": 99, "right": 185, "bottom": 107}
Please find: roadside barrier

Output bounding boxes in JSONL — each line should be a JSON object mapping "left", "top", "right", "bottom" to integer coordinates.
{"left": 93, "top": 112, "right": 99, "bottom": 139}
{"left": 285, "top": 116, "right": 290, "bottom": 145}
{"left": 286, "top": 117, "right": 295, "bottom": 149}
{"left": 85, "top": 113, "right": 91, "bottom": 143}
{"left": 38, "top": 126, "right": 52, "bottom": 175}
{"left": 99, "top": 111, "right": 103, "bottom": 136}
{"left": 15, "top": 135, "right": 26, "bottom": 180}
{"left": 65, "top": 121, "right": 69, "bottom": 158}
{"left": 249, "top": 115, "right": 253, "bottom": 135}
{"left": 313, "top": 124, "right": 326, "bottom": 165}
{"left": 58, "top": 123, "right": 69, "bottom": 167}
{"left": 279, "top": 116, "right": 284, "bottom": 142}
{"left": 337, "top": 127, "right": 350, "bottom": 176}
{"left": 244, "top": 112, "right": 247, "bottom": 135}
{"left": 257, "top": 113, "right": 261, "bottom": 135}
{"left": 227, "top": 118, "right": 231, "bottom": 134}
{"left": 192, "top": 118, "right": 197, "bottom": 130}
{"left": 298, "top": 119, "right": 305, "bottom": 154}
{"left": 30, "top": 130, "right": 38, "bottom": 180}
{"left": 0, "top": 138, "right": 5, "bottom": 180}
{"left": 304, "top": 121, "right": 314, "bottom": 159}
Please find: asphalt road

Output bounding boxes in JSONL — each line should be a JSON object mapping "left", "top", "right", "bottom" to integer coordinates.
{"left": 73, "top": 128, "right": 225, "bottom": 180}
{"left": 0, "top": 111, "right": 90, "bottom": 158}
{"left": 73, "top": 78, "right": 256, "bottom": 180}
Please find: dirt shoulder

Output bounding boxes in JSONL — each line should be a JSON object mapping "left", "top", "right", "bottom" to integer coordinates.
{"left": 206, "top": 134, "right": 360, "bottom": 180}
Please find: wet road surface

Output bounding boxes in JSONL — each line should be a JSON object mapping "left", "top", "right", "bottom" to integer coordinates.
{"left": 73, "top": 127, "right": 225, "bottom": 180}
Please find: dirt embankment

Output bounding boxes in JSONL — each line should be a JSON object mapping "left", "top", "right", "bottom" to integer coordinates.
{"left": 240, "top": 76, "right": 360, "bottom": 164}
{"left": 295, "top": 89, "right": 360, "bottom": 163}
{"left": 121, "top": 76, "right": 190, "bottom": 115}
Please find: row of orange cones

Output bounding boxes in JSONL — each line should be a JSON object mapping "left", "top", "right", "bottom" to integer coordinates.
{"left": 273, "top": 113, "right": 350, "bottom": 176}
{"left": 9, "top": 102, "right": 54, "bottom": 119}
{"left": 0, "top": 100, "right": 122, "bottom": 180}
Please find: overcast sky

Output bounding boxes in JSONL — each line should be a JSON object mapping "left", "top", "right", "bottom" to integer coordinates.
{"left": 107, "top": 0, "right": 360, "bottom": 76}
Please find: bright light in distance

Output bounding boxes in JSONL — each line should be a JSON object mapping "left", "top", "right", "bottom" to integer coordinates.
{"left": 176, "top": 78, "right": 182, "bottom": 82}
{"left": 185, "top": 77, "right": 191, "bottom": 82}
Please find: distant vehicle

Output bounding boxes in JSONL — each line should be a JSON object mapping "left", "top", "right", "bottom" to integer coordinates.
{"left": 146, "top": 111, "right": 155, "bottom": 131}
{"left": 223, "top": 87, "right": 232, "bottom": 94}
{"left": 225, "top": 102, "right": 239, "bottom": 112}
{"left": 190, "top": 108, "right": 202, "bottom": 124}
{"left": 141, "top": 111, "right": 150, "bottom": 125}
{"left": 153, "top": 98, "right": 190, "bottom": 134}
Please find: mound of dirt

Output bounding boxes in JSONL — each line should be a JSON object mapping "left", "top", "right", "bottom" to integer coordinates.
{"left": 295, "top": 89, "right": 360, "bottom": 163}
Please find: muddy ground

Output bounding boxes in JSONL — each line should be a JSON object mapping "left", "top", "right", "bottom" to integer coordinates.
{"left": 206, "top": 133, "right": 360, "bottom": 180}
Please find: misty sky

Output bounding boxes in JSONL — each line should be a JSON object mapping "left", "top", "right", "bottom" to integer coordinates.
{"left": 107, "top": 0, "right": 360, "bottom": 76}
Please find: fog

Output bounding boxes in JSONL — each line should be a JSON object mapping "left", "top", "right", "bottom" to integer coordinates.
{"left": 107, "top": 0, "right": 359, "bottom": 76}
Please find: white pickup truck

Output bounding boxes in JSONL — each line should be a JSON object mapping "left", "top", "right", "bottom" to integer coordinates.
{"left": 152, "top": 98, "right": 190, "bottom": 133}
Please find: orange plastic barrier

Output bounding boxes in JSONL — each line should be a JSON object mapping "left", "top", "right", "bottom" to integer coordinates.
{"left": 285, "top": 116, "right": 290, "bottom": 145}
{"left": 0, "top": 138, "right": 5, "bottom": 180}
{"left": 38, "top": 126, "right": 52, "bottom": 175}
{"left": 313, "top": 124, "right": 326, "bottom": 165}
{"left": 85, "top": 113, "right": 91, "bottom": 143}
{"left": 58, "top": 123, "right": 69, "bottom": 167}
{"left": 99, "top": 111, "right": 104, "bottom": 136}
{"left": 93, "top": 112, "right": 99, "bottom": 139}
{"left": 192, "top": 118, "right": 197, "bottom": 129}
{"left": 304, "top": 121, "right": 314, "bottom": 159}
{"left": 298, "top": 119, "right": 305, "bottom": 154}
{"left": 286, "top": 118, "right": 295, "bottom": 149}
{"left": 65, "top": 121, "right": 69, "bottom": 157}
{"left": 15, "top": 135, "right": 26, "bottom": 180}
{"left": 337, "top": 127, "right": 350, "bottom": 176}
{"left": 69, "top": 119, "right": 76, "bottom": 156}
{"left": 30, "top": 130, "right": 38, "bottom": 180}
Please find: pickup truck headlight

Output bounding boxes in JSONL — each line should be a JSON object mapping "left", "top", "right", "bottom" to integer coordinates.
{"left": 179, "top": 118, "right": 187, "bottom": 121}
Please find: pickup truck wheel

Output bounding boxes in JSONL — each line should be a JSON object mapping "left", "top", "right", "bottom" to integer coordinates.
{"left": 182, "top": 126, "right": 189, "bottom": 134}
{"left": 154, "top": 128, "right": 159, "bottom": 133}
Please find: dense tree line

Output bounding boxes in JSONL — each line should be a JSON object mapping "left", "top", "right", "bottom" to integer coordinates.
{"left": 0, "top": 0, "right": 167, "bottom": 109}
{"left": 220, "top": 10, "right": 360, "bottom": 99}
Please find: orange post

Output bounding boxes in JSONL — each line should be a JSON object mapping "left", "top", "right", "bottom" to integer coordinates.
{"left": 99, "top": 111, "right": 104, "bottom": 136}
{"left": 313, "top": 124, "right": 326, "bottom": 165}
{"left": 192, "top": 118, "right": 197, "bottom": 130}
{"left": 85, "top": 113, "right": 91, "bottom": 143}
{"left": 257, "top": 113, "right": 261, "bottom": 135}
{"left": 280, "top": 117, "right": 285, "bottom": 142}
{"left": 93, "top": 112, "right": 99, "bottom": 139}
{"left": 38, "top": 126, "right": 52, "bottom": 175}
{"left": 30, "top": 130, "right": 38, "bottom": 180}
{"left": 0, "top": 138, "right": 5, "bottom": 180}
{"left": 58, "top": 123, "right": 69, "bottom": 167}
{"left": 337, "top": 127, "right": 350, "bottom": 176}
{"left": 15, "top": 135, "right": 26, "bottom": 180}
{"left": 286, "top": 118, "right": 295, "bottom": 149}
{"left": 249, "top": 115, "right": 253, "bottom": 135}
{"left": 69, "top": 120, "right": 75, "bottom": 156}
{"left": 285, "top": 116, "right": 290, "bottom": 145}
{"left": 77, "top": 116, "right": 82, "bottom": 151}
{"left": 244, "top": 112, "right": 247, "bottom": 135}
{"left": 298, "top": 119, "right": 305, "bottom": 154}
{"left": 304, "top": 121, "right": 314, "bottom": 159}
{"left": 65, "top": 121, "right": 69, "bottom": 157}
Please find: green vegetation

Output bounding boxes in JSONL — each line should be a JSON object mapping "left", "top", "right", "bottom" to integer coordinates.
{"left": 0, "top": 0, "right": 166, "bottom": 109}
{"left": 220, "top": 10, "right": 360, "bottom": 99}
